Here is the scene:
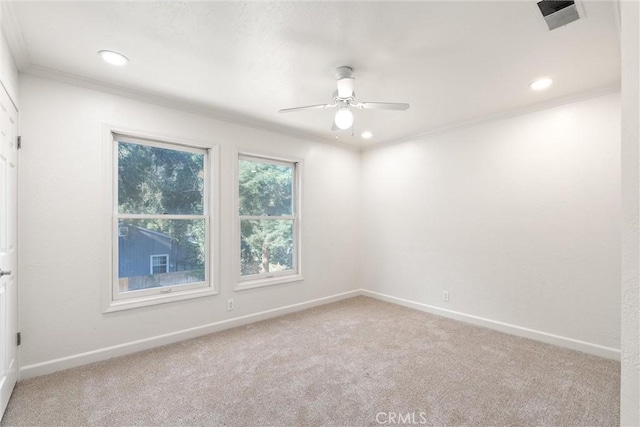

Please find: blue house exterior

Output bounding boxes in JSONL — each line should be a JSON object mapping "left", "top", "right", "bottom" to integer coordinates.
{"left": 118, "top": 223, "right": 188, "bottom": 278}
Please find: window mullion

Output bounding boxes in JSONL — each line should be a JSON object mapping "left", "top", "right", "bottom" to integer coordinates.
{"left": 239, "top": 215, "right": 294, "bottom": 221}
{"left": 117, "top": 214, "right": 207, "bottom": 220}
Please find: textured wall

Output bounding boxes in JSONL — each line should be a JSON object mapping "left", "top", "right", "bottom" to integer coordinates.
{"left": 360, "top": 93, "right": 621, "bottom": 353}
{"left": 18, "top": 74, "right": 360, "bottom": 368}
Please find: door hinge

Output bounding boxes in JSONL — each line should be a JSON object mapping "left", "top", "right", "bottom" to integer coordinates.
{"left": 16, "top": 332, "right": 21, "bottom": 346}
{"left": 17, "top": 136, "right": 21, "bottom": 150}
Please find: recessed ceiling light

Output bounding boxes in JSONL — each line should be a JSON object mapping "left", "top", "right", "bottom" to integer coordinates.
{"left": 361, "top": 131, "right": 373, "bottom": 139}
{"left": 529, "top": 78, "right": 553, "bottom": 91}
{"left": 99, "top": 50, "right": 128, "bottom": 66}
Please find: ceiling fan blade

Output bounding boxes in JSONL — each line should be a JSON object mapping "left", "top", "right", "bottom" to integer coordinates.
{"left": 279, "top": 104, "right": 335, "bottom": 113}
{"left": 355, "top": 102, "right": 410, "bottom": 111}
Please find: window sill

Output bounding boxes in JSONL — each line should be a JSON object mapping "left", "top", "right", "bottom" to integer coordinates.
{"left": 104, "top": 287, "right": 218, "bottom": 313}
{"left": 234, "top": 274, "right": 304, "bottom": 291}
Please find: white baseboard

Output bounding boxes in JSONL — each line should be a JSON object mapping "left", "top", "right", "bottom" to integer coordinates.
{"left": 361, "top": 290, "right": 621, "bottom": 361}
{"left": 19, "top": 290, "right": 362, "bottom": 380}
{"left": 20, "top": 288, "right": 619, "bottom": 380}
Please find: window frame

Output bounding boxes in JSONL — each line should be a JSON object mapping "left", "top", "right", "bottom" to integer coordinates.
{"left": 103, "top": 126, "right": 219, "bottom": 313}
{"left": 233, "top": 151, "right": 303, "bottom": 291}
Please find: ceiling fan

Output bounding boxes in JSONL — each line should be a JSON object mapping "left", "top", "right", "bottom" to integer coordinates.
{"left": 279, "top": 66, "right": 410, "bottom": 131}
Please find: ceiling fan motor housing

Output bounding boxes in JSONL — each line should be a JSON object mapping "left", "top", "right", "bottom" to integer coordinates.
{"left": 335, "top": 66, "right": 355, "bottom": 99}
{"left": 335, "top": 66, "right": 353, "bottom": 80}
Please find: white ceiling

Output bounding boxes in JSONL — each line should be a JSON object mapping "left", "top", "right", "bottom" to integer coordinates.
{"left": 4, "top": 1, "right": 620, "bottom": 147}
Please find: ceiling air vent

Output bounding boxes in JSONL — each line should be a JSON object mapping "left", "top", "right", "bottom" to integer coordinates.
{"left": 537, "top": 0, "right": 580, "bottom": 31}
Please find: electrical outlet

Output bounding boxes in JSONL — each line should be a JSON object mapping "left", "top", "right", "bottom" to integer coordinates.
{"left": 442, "top": 291, "right": 449, "bottom": 302}
{"left": 227, "top": 299, "right": 234, "bottom": 311}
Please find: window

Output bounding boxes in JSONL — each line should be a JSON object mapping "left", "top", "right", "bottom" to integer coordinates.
{"left": 109, "top": 133, "right": 214, "bottom": 311}
{"left": 236, "top": 154, "right": 302, "bottom": 289}
{"left": 150, "top": 255, "right": 169, "bottom": 274}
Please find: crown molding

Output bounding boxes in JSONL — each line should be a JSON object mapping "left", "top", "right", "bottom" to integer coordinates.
{"left": 21, "top": 64, "right": 622, "bottom": 155}
{"left": 362, "top": 83, "right": 621, "bottom": 153}
{"left": 1, "top": 2, "right": 30, "bottom": 71}
{"left": 22, "top": 63, "right": 622, "bottom": 154}
{"left": 21, "top": 64, "right": 361, "bottom": 152}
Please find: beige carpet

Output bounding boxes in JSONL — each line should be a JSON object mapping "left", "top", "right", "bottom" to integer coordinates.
{"left": 1, "top": 296, "right": 619, "bottom": 426}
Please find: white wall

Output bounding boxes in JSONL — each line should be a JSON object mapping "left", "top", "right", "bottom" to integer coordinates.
{"left": 18, "top": 74, "right": 360, "bottom": 374}
{"left": 17, "top": 71, "right": 624, "bottom": 378}
{"left": 360, "top": 93, "right": 621, "bottom": 356}
{"left": 620, "top": 0, "right": 640, "bottom": 424}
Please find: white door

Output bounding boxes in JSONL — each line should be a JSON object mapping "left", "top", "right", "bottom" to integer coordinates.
{"left": 0, "top": 85, "right": 18, "bottom": 420}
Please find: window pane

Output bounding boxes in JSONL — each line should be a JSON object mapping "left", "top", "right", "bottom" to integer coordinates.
{"left": 118, "top": 142, "right": 205, "bottom": 215}
{"left": 240, "top": 219, "right": 293, "bottom": 276}
{"left": 118, "top": 219, "right": 205, "bottom": 292}
{"left": 239, "top": 159, "right": 292, "bottom": 216}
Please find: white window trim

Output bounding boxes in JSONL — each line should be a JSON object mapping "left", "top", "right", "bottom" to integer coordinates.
{"left": 102, "top": 125, "right": 219, "bottom": 313}
{"left": 150, "top": 254, "right": 169, "bottom": 274}
{"left": 233, "top": 149, "right": 303, "bottom": 291}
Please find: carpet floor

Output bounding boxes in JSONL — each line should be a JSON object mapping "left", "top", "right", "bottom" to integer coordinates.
{"left": 1, "top": 296, "right": 619, "bottom": 426}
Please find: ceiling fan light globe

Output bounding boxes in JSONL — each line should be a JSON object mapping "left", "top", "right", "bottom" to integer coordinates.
{"left": 334, "top": 108, "right": 354, "bottom": 130}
